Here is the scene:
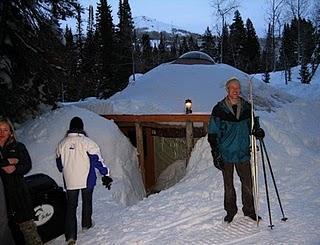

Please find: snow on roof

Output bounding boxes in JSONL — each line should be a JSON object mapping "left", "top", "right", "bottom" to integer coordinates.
{"left": 72, "top": 63, "right": 295, "bottom": 115}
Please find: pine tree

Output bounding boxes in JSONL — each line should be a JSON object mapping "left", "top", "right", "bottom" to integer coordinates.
{"left": 0, "top": 0, "right": 77, "bottom": 122}
{"left": 244, "top": 18, "right": 261, "bottom": 73}
{"left": 152, "top": 44, "right": 160, "bottom": 65}
{"left": 300, "top": 19, "right": 316, "bottom": 64}
{"left": 35, "top": 10, "right": 69, "bottom": 105}
{"left": 63, "top": 26, "right": 77, "bottom": 101}
{"left": 158, "top": 32, "right": 170, "bottom": 63}
{"left": 115, "top": 0, "right": 134, "bottom": 91}
{"left": 169, "top": 35, "right": 179, "bottom": 60}
{"left": 72, "top": 3, "right": 84, "bottom": 100}
{"left": 261, "top": 24, "right": 273, "bottom": 75}
{"left": 95, "top": 0, "right": 115, "bottom": 98}
{"left": 201, "top": 27, "right": 216, "bottom": 60}
{"left": 296, "top": 18, "right": 315, "bottom": 84}
{"left": 280, "top": 17, "right": 316, "bottom": 83}
{"left": 315, "top": 7, "right": 320, "bottom": 64}
{"left": 81, "top": 5, "right": 99, "bottom": 99}
{"left": 229, "top": 10, "right": 247, "bottom": 70}
{"left": 299, "top": 60, "right": 310, "bottom": 83}
{"left": 188, "top": 36, "right": 199, "bottom": 51}
{"left": 140, "top": 34, "right": 153, "bottom": 72}
{"left": 179, "top": 36, "right": 190, "bottom": 55}
{"left": 279, "top": 23, "right": 294, "bottom": 83}
{"left": 310, "top": 7, "right": 320, "bottom": 79}
{"left": 220, "top": 23, "right": 232, "bottom": 65}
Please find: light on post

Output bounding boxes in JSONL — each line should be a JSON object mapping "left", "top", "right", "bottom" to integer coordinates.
{"left": 185, "top": 99, "right": 192, "bottom": 114}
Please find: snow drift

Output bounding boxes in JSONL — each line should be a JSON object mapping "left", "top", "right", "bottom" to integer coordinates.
{"left": 71, "top": 63, "right": 296, "bottom": 115}
{"left": 17, "top": 106, "right": 146, "bottom": 206}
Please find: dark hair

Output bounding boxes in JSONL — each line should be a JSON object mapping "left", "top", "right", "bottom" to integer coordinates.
{"left": 69, "top": 117, "right": 84, "bottom": 130}
{"left": 67, "top": 117, "right": 87, "bottom": 136}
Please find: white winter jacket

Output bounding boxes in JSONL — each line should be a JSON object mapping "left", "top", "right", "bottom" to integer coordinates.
{"left": 56, "top": 133, "right": 109, "bottom": 190}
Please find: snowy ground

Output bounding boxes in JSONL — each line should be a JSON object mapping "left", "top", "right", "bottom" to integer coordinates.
{"left": 17, "top": 64, "right": 320, "bottom": 244}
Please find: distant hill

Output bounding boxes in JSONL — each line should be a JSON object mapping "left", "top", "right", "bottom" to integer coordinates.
{"left": 133, "top": 16, "right": 201, "bottom": 40}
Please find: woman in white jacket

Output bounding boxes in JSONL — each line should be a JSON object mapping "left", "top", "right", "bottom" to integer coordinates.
{"left": 56, "top": 117, "right": 113, "bottom": 245}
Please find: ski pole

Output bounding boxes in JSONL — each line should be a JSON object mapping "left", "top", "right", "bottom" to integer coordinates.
{"left": 261, "top": 139, "right": 288, "bottom": 222}
{"left": 259, "top": 139, "right": 274, "bottom": 229}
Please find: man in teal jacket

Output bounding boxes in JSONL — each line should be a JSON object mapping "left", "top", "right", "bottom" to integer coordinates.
{"left": 208, "top": 77, "right": 263, "bottom": 223}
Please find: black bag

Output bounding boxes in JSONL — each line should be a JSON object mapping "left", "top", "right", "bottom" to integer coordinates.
{"left": 25, "top": 173, "right": 67, "bottom": 243}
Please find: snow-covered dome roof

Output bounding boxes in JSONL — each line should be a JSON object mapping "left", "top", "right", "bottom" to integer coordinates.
{"left": 173, "top": 51, "right": 215, "bottom": 64}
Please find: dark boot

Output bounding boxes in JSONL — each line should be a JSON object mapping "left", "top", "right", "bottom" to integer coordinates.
{"left": 224, "top": 213, "right": 235, "bottom": 223}
{"left": 19, "top": 219, "right": 43, "bottom": 245}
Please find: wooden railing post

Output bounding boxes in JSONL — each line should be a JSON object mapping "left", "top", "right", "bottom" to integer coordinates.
{"left": 186, "top": 121, "right": 193, "bottom": 165}
{"left": 203, "top": 122, "right": 208, "bottom": 135}
{"left": 135, "top": 122, "right": 145, "bottom": 187}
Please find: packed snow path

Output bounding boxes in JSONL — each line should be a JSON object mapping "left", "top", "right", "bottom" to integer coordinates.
{"left": 46, "top": 101, "right": 320, "bottom": 244}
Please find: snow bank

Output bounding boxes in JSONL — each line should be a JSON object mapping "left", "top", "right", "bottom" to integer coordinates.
{"left": 21, "top": 63, "right": 320, "bottom": 244}
{"left": 17, "top": 106, "right": 145, "bottom": 206}
{"left": 62, "top": 99, "right": 320, "bottom": 244}
{"left": 67, "top": 63, "right": 295, "bottom": 115}
{"left": 153, "top": 159, "right": 187, "bottom": 192}
{"left": 257, "top": 64, "right": 320, "bottom": 102}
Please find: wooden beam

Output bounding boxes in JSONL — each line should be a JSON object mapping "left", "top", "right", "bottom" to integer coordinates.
{"left": 116, "top": 121, "right": 204, "bottom": 129}
{"left": 145, "top": 128, "right": 155, "bottom": 190}
{"left": 102, "top": 114, "right": 210, "bottom": 123}
{"left": 186, "top": 121, "right": 194, "bottom": 163}
{"left": 135, "top": 123, "right": 145, "bottom": 188}
{"left": 203, "top": 122, "right": 208, "bottom": 135}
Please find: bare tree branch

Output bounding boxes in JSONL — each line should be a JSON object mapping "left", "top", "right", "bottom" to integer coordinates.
{"left": 211, "top": 0, "right": 239, "bottom": 63}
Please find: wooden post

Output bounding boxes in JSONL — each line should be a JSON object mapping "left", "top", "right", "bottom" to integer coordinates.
{"left": 186, "top": 121, "right": 193, "bottom": 165}
{"left": 203, "top": 122, "right": 208, "bottom": 135}
{"left": 135, "top": 122, "right": 145, "bottom": 187}
{"left": 145, "top": 128, "right": 155, "bottom": 190}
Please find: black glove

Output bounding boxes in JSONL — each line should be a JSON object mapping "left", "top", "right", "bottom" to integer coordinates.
{"left": 252, "top": 127, "right": 265, "bottom": 139}
{"left": 102, "top": 176, "right": 113, "bottom": 190}
{"left": 211, "top": 151, "right": 224, "bottom": 171}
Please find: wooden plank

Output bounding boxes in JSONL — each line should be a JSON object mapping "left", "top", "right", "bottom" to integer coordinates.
{"left": 186, "top": 121, "right": 194, "bottom": 163}
{"left": 102, "top": 114, "right": 210, "bottom": 123}
{"left": 203, "top": 122, "right": 208, "bottom": 135}
{"left": 145, "top": 128, "right": 155, "bottom": 190}
{"left": 135, "top": 123, "right": 145, "bottom": 188}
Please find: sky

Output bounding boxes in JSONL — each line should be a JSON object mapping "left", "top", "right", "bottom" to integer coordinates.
{"left": 17, "top": 61, "right": 320, "bottom": 244}
{"left": 79, "top": 0, "right": 268, "bottom": 36}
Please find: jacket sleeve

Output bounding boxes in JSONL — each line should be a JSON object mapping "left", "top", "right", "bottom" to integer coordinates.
{"left": 0, "top": 150, "right": 10, "bottom": 167}
{"left": 87, "top": 140, "right": 110, "bottom": 176}
{"left": 207, "top": 108, "right": 221, "bottom": 151}
{"left": 55, "top": 144, "right": 63, "bottom": 172}
{"left": 56, "top": 156, "right": 63, "bottom": 172}
{"left": 14, "top": 143, "right": 32, "bottom": 175}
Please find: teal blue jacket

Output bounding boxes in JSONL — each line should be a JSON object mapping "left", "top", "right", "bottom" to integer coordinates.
{"left": 208, "top": 97, "right": 252, "bottom": 164}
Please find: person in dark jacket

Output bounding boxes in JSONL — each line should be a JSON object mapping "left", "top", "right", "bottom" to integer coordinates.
{"left": 0, "top": 118, "right": 42, "bottom": 244}
{"left": 56, "top": 117, "right": 113, "bottom": 245}
{"left": 207, "top": 77, "right": 263, "bottom": 223}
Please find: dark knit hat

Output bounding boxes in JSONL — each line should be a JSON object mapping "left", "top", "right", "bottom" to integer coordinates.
{"left": 69, "top": 117, "right": 84, "bottom": 130}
